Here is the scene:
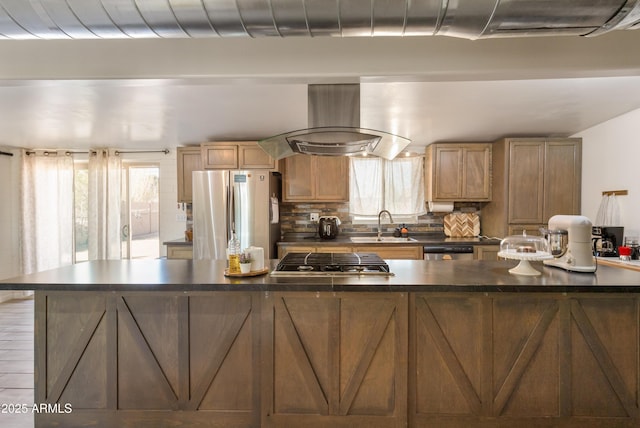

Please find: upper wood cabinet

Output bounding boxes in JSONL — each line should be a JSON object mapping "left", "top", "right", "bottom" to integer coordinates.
{"left": 201, "top": 141, "right": 275, "bottom": 170}
{"left": 177, "top": 146, "right": 203, "bottom": 203}
{"left": 481, "top": 138, "right": 582, "bottom": 238}
{"left": 283, "top": 155, "right": 349, "bottom": 202}
{"left": 425, "top": 143, "right": 492, "bottom": 201}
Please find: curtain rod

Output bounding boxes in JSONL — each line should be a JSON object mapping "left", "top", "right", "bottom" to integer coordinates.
{"left": 0, "top": 150, "right": 13, "bottom": 157}
{"left": 25, "top": 149, "right": 170, "bottom": 156}
{"left": 114, "top": 149, "right": 170, "bottom": 155}
{"left": 25, "top": 150, "right": 89, "bottom": 156}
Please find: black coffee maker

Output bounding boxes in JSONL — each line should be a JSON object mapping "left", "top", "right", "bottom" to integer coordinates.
{"left": 592, "top": 226, "right": 624, "bottom": 257}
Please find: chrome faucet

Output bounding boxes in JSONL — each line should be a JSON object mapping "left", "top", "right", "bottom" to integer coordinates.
{"left": 377, "top": 210, "right": 394, "bottom": 241}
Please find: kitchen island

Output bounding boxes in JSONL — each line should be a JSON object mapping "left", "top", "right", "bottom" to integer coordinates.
{"left": 2, "top": 259, "right": 640, "bottom": 428}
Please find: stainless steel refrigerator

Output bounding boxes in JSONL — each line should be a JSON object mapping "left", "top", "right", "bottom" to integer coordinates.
{"left": 192, "top": 170, "right": 281, "bottom": 260}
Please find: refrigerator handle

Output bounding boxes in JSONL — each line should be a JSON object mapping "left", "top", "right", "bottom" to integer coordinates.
{"left": 228, "top": 180, "right": 235, "bottom": 236}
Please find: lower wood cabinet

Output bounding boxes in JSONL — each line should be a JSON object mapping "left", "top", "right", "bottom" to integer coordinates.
{"left": 278, "top": 244, "right": 423, "bottom": 259}
{"left": 166, "top": 244, "right": 193, "bottom": 259}
{"left": 35, "top": 290, "right": 640, "bottom": 428}
{"left": 262, "top": 292, "right": 408, "bottom": 428}
{"left": 473, "top": 245, "right": 500, "bottom": 261}
{"left": 35, "top": 292, "right": 261, "bottom": 427}
{"left": 410, "top": 293, "right": 640, "bottom": 427}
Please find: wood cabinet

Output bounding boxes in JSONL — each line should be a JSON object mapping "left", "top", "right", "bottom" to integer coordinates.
{"left": 283, "top": 155, "right": 349, "bottom": 202}
{"left": 481, "top": 138, "right": 581, "bottom": 238}
{"left": 177, "top": 146, "right": 203, "bottom": 203}
{"left": 33, "top": 287, "right": 640, "bottom": 428}
{"left": 410, "top": 293, "right": 640, "bottom": 427}
{"left": 356, "top": 245, "right": 423, "bottom": 260}
{"left": 473, "top": 245, "right": 500, "bottom": 261}
{"left": 166, "top": 244, "right": 193, "bottom": 259}
{"left": 262, "top": 292, "right": 407, "bottom": 427}
{"left": 36, "top": 291, "right": 261, "bottom": 427}
{"left": 425, "top": 143, "right": 492, "bottom": 202}
{"left": 201, "top": 141, "right": 275, "bottom": 170}
{"left": 278, "top": 243, "right": 423, "bottom": 260}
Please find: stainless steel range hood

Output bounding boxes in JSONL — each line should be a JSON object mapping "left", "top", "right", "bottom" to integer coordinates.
{"left": 258, "top": 84, "right": 411, "bottom": 160}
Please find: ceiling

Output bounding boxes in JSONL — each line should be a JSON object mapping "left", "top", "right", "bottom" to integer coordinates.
{"left": 1, "top": 1, "right": 640, "bottom": 154}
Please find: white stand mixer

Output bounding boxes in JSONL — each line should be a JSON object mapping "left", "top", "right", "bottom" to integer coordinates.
{"left": 543, "top": 215, "right": 596, "bottom": 273}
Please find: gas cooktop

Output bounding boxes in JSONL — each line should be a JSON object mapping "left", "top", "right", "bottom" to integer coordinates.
{"left": 272, "top": 252, "right": 393, "bottom": 276}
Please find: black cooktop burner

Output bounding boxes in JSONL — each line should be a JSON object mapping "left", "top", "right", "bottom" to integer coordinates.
{"left": 274, "top": 252, "right": 390, "bottom": 274}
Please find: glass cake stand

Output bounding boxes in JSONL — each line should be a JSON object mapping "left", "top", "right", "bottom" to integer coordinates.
{"left": 497, "top": 232, "right": 554, "bottom": 276}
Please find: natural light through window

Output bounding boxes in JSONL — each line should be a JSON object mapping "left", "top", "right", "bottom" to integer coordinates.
{"left": 349, "top": 156, "right": 426, "bottom": 223}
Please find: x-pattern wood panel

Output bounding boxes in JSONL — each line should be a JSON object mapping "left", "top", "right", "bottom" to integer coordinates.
{"left": 416, "top": 297, "right": 482, "bottom": 415}
{"left": 492, "top": 301, "right": 558, "bottom": 415}
{"left": 46, "top": 300, "right": 106, "bottom": 403}
{"left": 117, "top": 297, "right": 179, "bottom": 409}
{"left": 570, "top": 299, "right": 639, "bottom": 418}
{"left": 413, "top": 294, "right": 640, "bottom": 423}
{"left": 40, "top": 293, "right": 257, "bottom": 416}
{"left": 187, "top": 298, "right": 252, "bottom": 411}
{"left": 274, "top": 295, "right": 397, "bottom": 417}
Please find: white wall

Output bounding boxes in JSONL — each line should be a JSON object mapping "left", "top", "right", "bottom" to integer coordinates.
{"left": 574, "top": 108, "right": 640, "bottom": 240}
{"left": 0, "top": 149, "right": 25, "bottom": 302}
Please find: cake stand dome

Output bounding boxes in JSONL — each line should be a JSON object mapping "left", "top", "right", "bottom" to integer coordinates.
{"left": 497, "top": 232, "right": 553, "bottom": 276}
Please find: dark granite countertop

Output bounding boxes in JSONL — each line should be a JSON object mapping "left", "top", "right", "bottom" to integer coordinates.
{"left": 1, "top": 259, "right": 639, "bottom": 293}
{"left": 163, "top": 234, "right": 501, "bottom": 248}
{"left": 163, "top": 238, "right": 193, "bottom": 246}
{"left": 278, "top": 233, "right": 501, "bottom": 246}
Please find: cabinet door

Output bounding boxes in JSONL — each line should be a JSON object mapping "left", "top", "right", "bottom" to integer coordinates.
{"left": 314, "top": 156, "right": 349, "bottom": 201}
{"left": 238, "top": 144, "right": 275, "bottom": 169}
{"left": 508, "top": 141, "right": 545, "bottom": 224}
{"left": 427, "top": 143, "right": 492, "bottom": 201}
{"left": 283, "top": 155, "right": 314, "bottom": 201}
{"left": 355, "top": 245, "right": 423, "bottom": 260}
{"left": 462, "top": 145, "right": 491, "bottom": 200}
{"left": 177, "top": 147, "right": 202, "bottom": 203}
{"left": 544, "top": 140, "right": 581, "bottom": 221}
{"left": 263, "top": 292, "right": 407, "bottom": 427}
{"left": 473, "top": 245, "right": 499, "bottom": 261}
{"left": 166, "top": 245, "right": 193, "bottom": 259}
{"left": 434, "top": 146, "right": 463, "bottom": 199}
{"left": 278, "top": 245, "right": 317, "bottom": 258}
{"left": 315, "top": 246, "right": 354, "bottom": 253}
{"left": 283, "top": 155, "right": 349, "bottom": 202}
{"left": 508, "top": 224, "right": 545, "bottom": 237}
{"left": 201, "top": 144, "right": 238, "bottom": 169}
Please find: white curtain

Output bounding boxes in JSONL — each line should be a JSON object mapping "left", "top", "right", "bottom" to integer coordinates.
{"left": 88, "top": 149, "right": 122, "bottom": 260}
{"left": 350, "top": 157, "right": 383, "bottom": 215}
{"left": 385, "top": 156, "right": 425, "bottom": 216}
{"left": 21, "top": 151, "right": 74, "bottom": 274}
{"left": 350, "top": 156, "right": 425, "bottom": 217}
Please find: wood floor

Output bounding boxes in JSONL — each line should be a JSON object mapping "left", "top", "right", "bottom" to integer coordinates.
{"left": 0, "top": 297, "right": 34, "bottom": 428}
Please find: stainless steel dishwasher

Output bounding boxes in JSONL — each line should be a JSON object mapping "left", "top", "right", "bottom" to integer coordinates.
{"left": 423, "top": 244, "right": 474, "bottom": 260}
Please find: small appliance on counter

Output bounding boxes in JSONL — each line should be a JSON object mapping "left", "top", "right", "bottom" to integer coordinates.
{"left": 318, "top": 216, "right": 341, "bottom": 240}
{"left": 542, "top": 215, "right": 596, "bottom": 273}
{"left": 624, "top": 237, "right": 640, "bottom": 260}
{"left": 592, "top": 226, "right": 624, "bottom": 257}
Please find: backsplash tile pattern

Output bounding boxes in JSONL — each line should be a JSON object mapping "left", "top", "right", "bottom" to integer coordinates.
{"left": 279, "top": 202, "right": 481, "bottom": 235}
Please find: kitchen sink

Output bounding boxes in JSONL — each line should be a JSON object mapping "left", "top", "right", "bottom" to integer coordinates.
{"left": 350, "top": 236, "right": 418, "bottom": 243}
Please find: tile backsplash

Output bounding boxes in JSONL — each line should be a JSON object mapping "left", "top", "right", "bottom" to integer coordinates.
{"left": 279, "top": 202, "right": 481, "bottom": 235}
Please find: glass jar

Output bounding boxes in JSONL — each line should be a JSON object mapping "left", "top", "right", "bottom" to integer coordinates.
{"left": 227, "top": 232, "right": 241, "bottom": 274}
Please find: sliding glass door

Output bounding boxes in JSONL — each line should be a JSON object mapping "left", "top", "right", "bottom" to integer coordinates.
{"left": 120, "top": 164, "right": 160, "bottom": 259}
